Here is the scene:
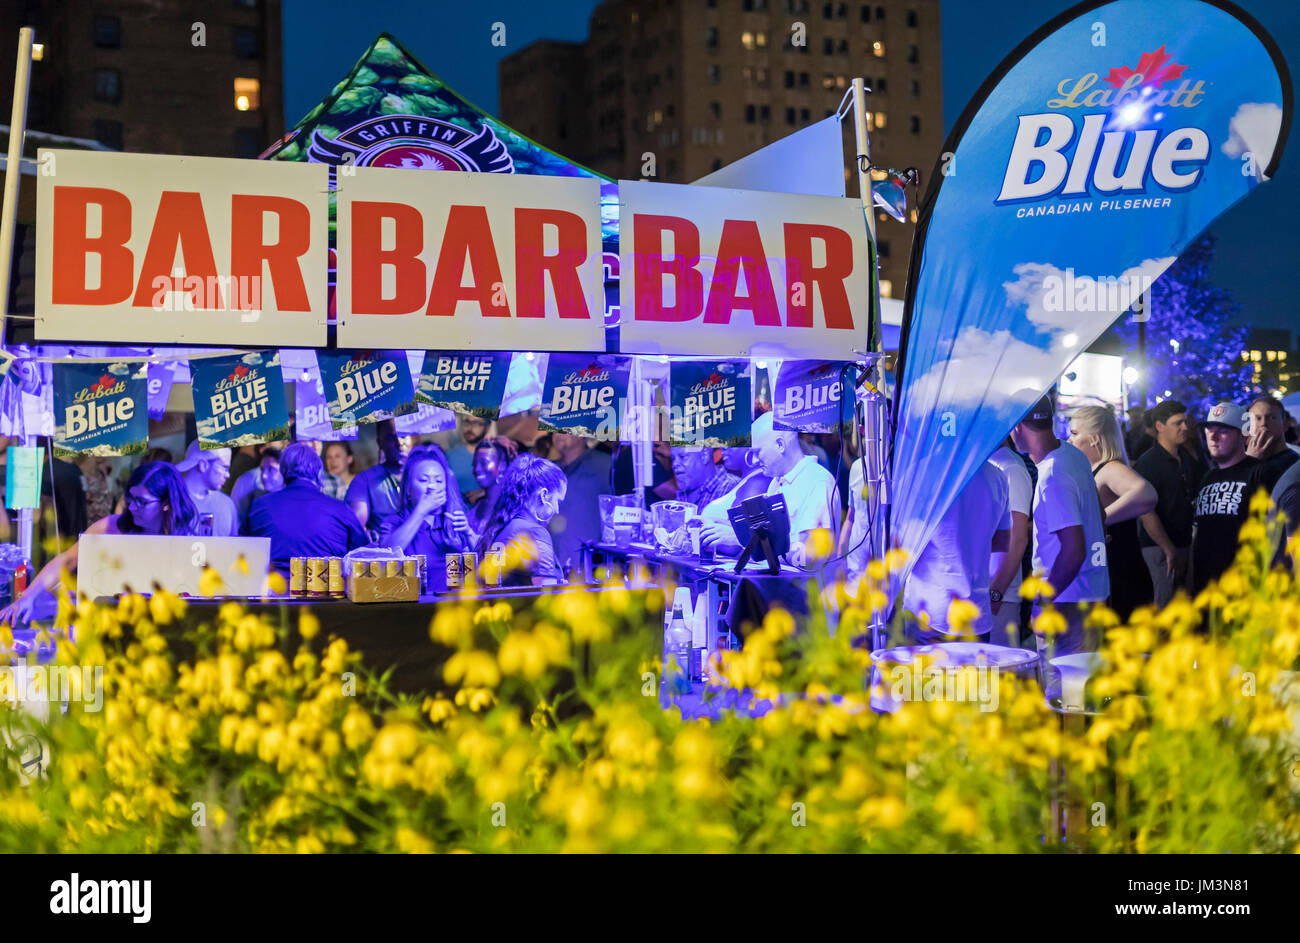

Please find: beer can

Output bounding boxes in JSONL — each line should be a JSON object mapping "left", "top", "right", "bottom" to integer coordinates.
{"left": 402, "top": 558, "right": 418, "bottom": 578}
{"left": 445, "top": 553, "right": 462, "bottom": 590}
{"left": 306, "top": 557, "right": 328, "bottom": 597}
{"left": 328, "top": 557, "right": 344, "bottom": 597}
{"left": 383, "top": 559, "right": 401, "bottom": 578}
{"left": 369, "top": 561, "right": 386, "bottom": 578}
{"left": 352, "top": 560, "right": 369, "bottom": 582}
{"left": 487, "top": 550, "right": 506, "bottom": 587}
{"left": 289, "top": 557, "right": 306, "bottom": 596}
{"left": 462, "top": 552, "right": 479, "bottom": 589}
{"left": 415, "top": 554, "right": 428, "bottom": 587}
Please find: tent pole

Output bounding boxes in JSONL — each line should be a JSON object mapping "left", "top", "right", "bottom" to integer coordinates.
{"left": 0, "top": 27, "right": 34, "bottom": 345}
{"left": 853, "top": 77, "right": 890, "bottom": 647}
{"left": 1, "top": 28, "right": 36, "bottom": 568}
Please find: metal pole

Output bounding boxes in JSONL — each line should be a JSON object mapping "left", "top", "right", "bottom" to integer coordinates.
{"left": 1, "top": 28, "right": 35, "bottom": 341}
{"left": 852, "top": 77, "right": 890, "bottom": 648}
{"left": 1, "top": 28, "right": 36, "bottom": 566}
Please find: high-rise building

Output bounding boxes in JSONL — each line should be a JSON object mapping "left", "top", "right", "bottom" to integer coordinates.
{"left": 0, "top": 0, "right": 284, "bottom": 158}
{"left": 500, "top": 0, "right": 944, "bottom": 298}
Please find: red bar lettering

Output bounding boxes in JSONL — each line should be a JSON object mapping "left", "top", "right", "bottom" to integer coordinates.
{"left": 784, "top": 223, "right": 855, "bottom": 329}
{"left": 231, "top": 195, "right": 313, "bottom": 311}
{"left": 51, "top": 186, "right": 133, "bottom": 305}
{"left": 132, "top": 191, "right": 222, "bottom": 308}
{"left": 633, "top": 213, "right": 703, "bottom": 322}
{"left": 351, "top": 201, "right": 426, "bottom": 314}
{"left": 427, "top": 205, "right": 509, "bottom": 318}
{"left": 514, "top": 207, "right": 589, "bottom": 319}
{"left": 703, "top": 218, "right": 780, "bottom": 326}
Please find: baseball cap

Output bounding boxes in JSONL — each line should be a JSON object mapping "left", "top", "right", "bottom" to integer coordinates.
{"left": 1023, "top": 394, "right": 1054, "bottom": 424}
{"left": 1204, "top": 401, "right": 1248, "bottom": 431}
{"left": 176, "top": 439, "right": 231, "bottom": 472}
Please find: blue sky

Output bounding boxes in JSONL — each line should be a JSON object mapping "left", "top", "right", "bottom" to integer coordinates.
{"left": 283, "top": 0, "right": 1298, "bottom": 335}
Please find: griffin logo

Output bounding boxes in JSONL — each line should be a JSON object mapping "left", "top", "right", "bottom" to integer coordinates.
{"left": 308, "top": 115, "right": 514, "bottom": 173}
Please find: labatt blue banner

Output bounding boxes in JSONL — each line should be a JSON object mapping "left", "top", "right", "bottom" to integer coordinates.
{"left": 669, "top": 362, "right": 752, "bottom": 447}
{"left": 53, "top": 362, "right": 149, "bottom": 458}
{"left": 317, "top": 350, "right": 415, "bottom": 429}
{"left": 890, "top": 0, "right": 1290, "bottom": 581}
{"left": 415, "top": 352, "right": 511, "bottom": 419}
{"left": 772, "top": 360, "right": 850, "bottom": 433}
{"left": 539, "top": 355, "right": 629, "bottom": 440}
{"left": 193, "top": 352, "right": 291, "bottom": 449}
{"left": 295, "top": 374, "right": 357, "bottom": 442}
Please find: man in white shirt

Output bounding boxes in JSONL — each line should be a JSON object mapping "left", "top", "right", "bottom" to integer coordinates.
{"left": 699, "top": 412, "right": 839, "bottom": 565}
{"left": 176, "top": 440, "right": 239, "bottom": 537}
{"left": 988, "top": 438, "right": 1034, "bottom": 646}
{"left": 1011, "top": 395, "right": 1110, "bottom": 656}
{"left": 902, "top": 459, "right": 1011, "bottom": 641}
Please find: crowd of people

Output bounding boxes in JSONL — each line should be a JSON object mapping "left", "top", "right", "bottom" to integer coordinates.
{"left": 873, "top": 392, "right": 1300, "bottom": 655}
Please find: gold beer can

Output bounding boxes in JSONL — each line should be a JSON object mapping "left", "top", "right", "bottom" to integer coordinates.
{"left": 306, "top": 557, "right": 328, "bottom": 597}
{"left": 445, "top": 552, "right": 462, "bottom": 590}
{"left": 352, "top": 559, "right": 369, "bottom": 581}
{"left": 328, "top": 557, "right": 344, "bottom": 597}
{"left": 402, "top": 558, "right": 418, "bottom": 578}
{"left": 369, "top": 561, "right": 386, "bottom": 578}
{"left": 383, "top": 559, "right": 401, "bottom": 578}
{"left": 462, "top": 552, "right": 479, "bottom": 588}
{"left": 289, "top": 557, "right": 306, "bottom": 596}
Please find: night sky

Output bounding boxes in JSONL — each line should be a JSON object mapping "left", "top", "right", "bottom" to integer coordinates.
{"left": 283, "top": 0, "right": 1299, "bottom": 337}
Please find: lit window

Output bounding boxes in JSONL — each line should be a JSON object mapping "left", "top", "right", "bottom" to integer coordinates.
{"left": 1252, "top": 351, "right": 1262, "bottom": 362}
{"left": 757, "top": 31, "right": 767, "bottom": 47}
{"left": 879, "top": 279, "right": 892, "bottom": 297}
{"left": 872, "top": 41, "right": 885, "bottom": 58}
{"left": 909, "top": 209, "right": 918, "bottom": 223}
{"left": 32, "top": 43, "right": 45, "bottom": 61}
{"left": 742, "top": 31, "right": 755, "bottom": 50}
{"left": 1267, "top": 350, "right": 1276, "bottom": 361}
{"left": 234, "top": 77, "right": 260, "bottom": 111}
{"left": 874, "top": 111, "right": 887, "bottom": 128}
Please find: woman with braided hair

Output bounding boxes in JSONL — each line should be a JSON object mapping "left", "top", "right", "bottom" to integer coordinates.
{"left": 477, "top": 453, "right": 567, "bottom": 586}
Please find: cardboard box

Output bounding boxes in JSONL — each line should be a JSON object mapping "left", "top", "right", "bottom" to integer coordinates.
{"left": 347, "top": 574, "right": 420, "bottom": 603}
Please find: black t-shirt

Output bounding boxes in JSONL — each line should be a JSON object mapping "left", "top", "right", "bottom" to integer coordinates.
{"left": 1191, "top": 457, "right": 1263, "bottom": 595}
{"left": 1255, "top": 448, "right": 1300, "bottom": 495}
{"left": 1133, "top": 444, "right": 1199, "bottom": 548}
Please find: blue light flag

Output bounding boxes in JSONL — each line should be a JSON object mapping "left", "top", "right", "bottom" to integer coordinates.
{"left": 890, "top": 0, "right": 1291, "bottom": 582}
{"left": 669, "top": 361, "right": 752, "bottom": 447}
{"left": 317, "top": 349, "right": 416, "bottom": 429}
{"left": 415, "top": 352, "right": 511, "bottom": 419}
{"left": 193, "top": 352, "right": 291, "bottom": 448}
{"left": 53, "top": 362, "right": 149, "bottom": 458}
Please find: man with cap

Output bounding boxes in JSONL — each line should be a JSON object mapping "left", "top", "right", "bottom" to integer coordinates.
{"left": 1011, "top": 394, "right": 1109, "bottom": 658}
{"left": 1190, "top": 402, "right": 1265, "bottom": 596}
{"left": 176, "top": 440, "right": 239, "bottom": 537}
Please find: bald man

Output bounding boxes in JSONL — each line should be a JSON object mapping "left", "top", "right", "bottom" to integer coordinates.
{"left": 698, "top": 412, "right": 839, "bottom": 566}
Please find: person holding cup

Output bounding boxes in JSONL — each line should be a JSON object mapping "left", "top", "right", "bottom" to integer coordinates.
{"left": 377, "top": 444, "right": 478, "bottom": 592}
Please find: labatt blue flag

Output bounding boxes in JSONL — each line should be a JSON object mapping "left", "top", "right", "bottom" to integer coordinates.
{"left": 415, "top": 352, "right": 511, "bottom": 419}
{"left": 295, "top": 374, "right": 357, "bottom": 441}
{"left": 318, "top": 350, "right": 415, "bottom": 429}
{"left": 193, "top": 352, "right": 291, "bottom": 448}
{"left": 890, "top": 0, "right": 1290, "bottom": 581}
{"left": 669, "top": 362, "right": 752, "bottom": 447}
{"left": 539, "top": 355, "right": 629, "bottom": 440}
{"left": 772, "top": 360, "right": 850, "bottom": 433}
{"left": 53, "top": 362, "right": 149, "bottom": 458}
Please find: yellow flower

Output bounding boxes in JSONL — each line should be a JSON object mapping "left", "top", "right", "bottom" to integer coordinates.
{"left": 444, "top": 650, "right": 501, "bottom": 689}
{"left": 342, "top": 707, "right": 375, "bottom": 749}
{"left": 299, "top": 610, "right": 320, "bottom": 641}
{"left": 946, "top": 597, "right": 980, "bottom": 635}
{"left": 423, "top": 695, "right": 457, "bottom": 724}
{"left": 198, "top": 566, "right": 225, "bottom": 597}
{"left": 454, "top": 687, "right": 495, "bottom": 712}
{"left": 371, "top": 722, "right": 420, "bottom": 762}
{"left": 1033, "top": 606, "right": 1066, "bottom": 637}
{"left": 429, "top": 605, "right": 474, "bottom": 647}
{"left": 395, "top": 828, "right": 434, "bottom": 854}
{"left": 1020, "top": 573, "right": 1056, "bottom": 601}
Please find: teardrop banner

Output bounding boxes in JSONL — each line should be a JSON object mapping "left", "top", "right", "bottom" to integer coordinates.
{"left": 668, "top": 361, "right": 752, "bottom": 448}
{"left": 889, "top": 0, "right": 1291, "bottom": 579}
{"left": 53, "top": 362, "right": 149, "bottom": 458}
{"left": 146, "top": 363, "right": 176, "bottom": 421}
{"left": 415, "top": 351, "right": 512, "bottom": 419}
{"left": 538, "top": 354, "right": 630, "bottom": 441}
{"left": 192, "top": 352, "right": 291, "bottom": 449}
{"left": 317, "top": 349, "right": 416, "bottom": 429}
{"left": 772, "top": 360, "right": 852, "bottom": 434}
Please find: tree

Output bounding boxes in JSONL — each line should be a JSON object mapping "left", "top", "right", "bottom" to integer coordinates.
{"left": 1116, "top": 235, "right": 1255, "bottom": 415}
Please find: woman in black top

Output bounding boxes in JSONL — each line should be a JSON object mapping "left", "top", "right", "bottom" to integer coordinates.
{"left": 1069, "top": 406, "right": 1158, "bottom": 620}
{"left": 477, "top": 454, "right": 567, "bottom": 586}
